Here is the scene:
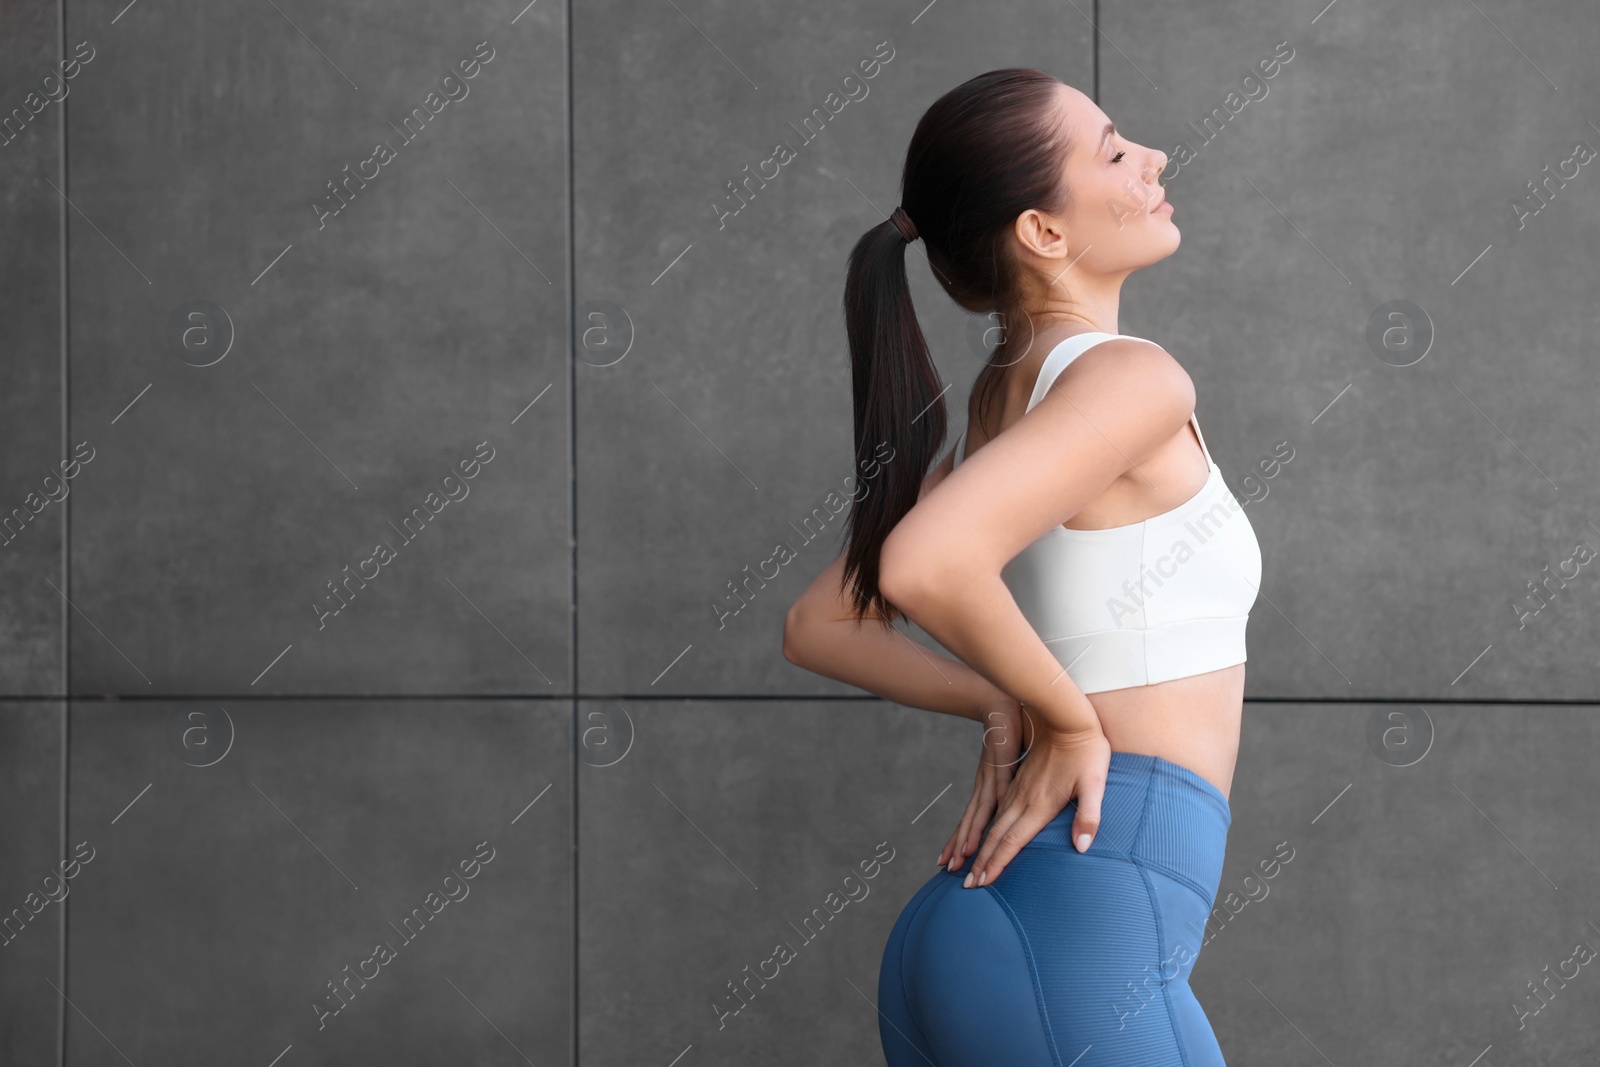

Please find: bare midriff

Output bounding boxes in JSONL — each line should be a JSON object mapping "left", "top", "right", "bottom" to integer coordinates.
{"left": 1081, "top": 664, "right": 1243, "bottom": 802}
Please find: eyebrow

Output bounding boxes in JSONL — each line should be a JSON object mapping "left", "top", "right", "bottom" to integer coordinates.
{"left": 1098, "top": 122, "right": 1116, "bottom": 152}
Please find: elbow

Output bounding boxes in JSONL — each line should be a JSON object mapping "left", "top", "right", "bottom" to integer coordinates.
{"left": 876, "top": 568, "right": 919, "bottom": 617}
{"left": 782, "top": 600, "right": 811, "bottom": 667}
{"left": 881, "top": 536, "right": 979, "bottom": 614}
{"left": 878, "top": 537, "right": 937, "bottom": 615}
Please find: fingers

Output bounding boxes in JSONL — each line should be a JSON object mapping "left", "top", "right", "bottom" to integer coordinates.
{"left": 951, "top": 806, "right": 975, "bottom": 870}
{"left": 937, "top": 781, "right": 981, "bottom": 869}
{"left": 937, "top": 827, "right": 960, "bottom": 869}
{"left": 961, "top": 807, "right": 986, "bottom": 862}
{"left": 967, "top": 775, "right": 1007, "bottom": 860}
{"left": 940, "top": 764, "right": 1011, "bottom": 873}
{"left": 1072, "top": 777, "right": 1104, "bottom": 853}
{"left": 941, "top": 802, "right": 975, "bottom": 870}
{"left": 953, "top": 786, "right": 995, "bottom": 872}
{"left": 947, "top": 780, "right": 988, "bottom": 871}
{"left": 966, "top": 764, "right": 1043, "bottom": 889}
{"left": 963, "top": 790, "right": 1058, "bottom": 889}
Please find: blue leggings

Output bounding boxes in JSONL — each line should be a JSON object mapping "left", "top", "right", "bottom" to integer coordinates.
{"left": 877, "top": 751, "right": 1232, "bottom": 1066}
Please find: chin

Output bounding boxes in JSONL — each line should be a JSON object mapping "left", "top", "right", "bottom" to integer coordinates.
{"left": 1151, "top": 225, "right": 1180, "bottom": 260}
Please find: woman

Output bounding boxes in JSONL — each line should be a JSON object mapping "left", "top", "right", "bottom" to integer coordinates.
{"left": 781, "top": 69, "right": 1263, "bottom": 1065}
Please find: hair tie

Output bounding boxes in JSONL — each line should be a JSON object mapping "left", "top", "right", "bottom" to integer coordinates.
{"left": 889, "top": 206, "right": 919, "bottom": 244}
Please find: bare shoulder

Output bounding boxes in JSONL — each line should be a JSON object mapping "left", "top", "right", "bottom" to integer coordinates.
{"left": 1041, "top": 335, "right": 1195, "bottom": 425}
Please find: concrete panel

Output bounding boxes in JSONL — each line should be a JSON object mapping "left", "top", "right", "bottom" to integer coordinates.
{"left": 573, "top": 2, "right": 1095, "bottom": 694}
{"left": 0, "top": 703, "right": 65, "bottom": 1066}
{"left": 0, "top": 0, "right": 66, "bottom": 695}
{"left": 64, "top": 0, "right": 570, "bottom": 695}
{"left": 581, "top": 697, "right": 1600, "bottom": 1065}
{"left": 1098, "top": 0, "right": 1600, "bottom": 700}
{"left": 65, "top": 700, "right": 570, "bottom": 1066}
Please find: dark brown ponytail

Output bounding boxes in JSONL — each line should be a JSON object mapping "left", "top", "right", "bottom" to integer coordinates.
{"left": 839, "top": 214, "right": 939, "bottom": 627}
{"left": 838, "top": 68, "right": 1076, "bottom": 626}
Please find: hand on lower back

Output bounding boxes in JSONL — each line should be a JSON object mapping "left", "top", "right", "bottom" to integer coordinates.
{"left": 963, "top": 722, "right": 1110, "bottom": 888}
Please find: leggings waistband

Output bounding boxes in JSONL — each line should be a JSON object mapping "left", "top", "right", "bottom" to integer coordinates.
{"left": 1025, "top": 750, "right": 1231, "bottom": 906}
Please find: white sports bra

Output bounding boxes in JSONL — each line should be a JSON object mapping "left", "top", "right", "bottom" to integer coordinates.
{"left": 952, "top": 332, "right": 1263, "bottom": 695}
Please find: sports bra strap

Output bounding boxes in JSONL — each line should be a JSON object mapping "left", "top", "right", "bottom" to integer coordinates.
{"left": 1189, "top": 412, "right": 1216, "bottom": 470}
{"left": 952, "top": 333, "right": 1212, "bottom": 470}
{"left": 1024, "top": 332, "right": 1135, "bottom": 413}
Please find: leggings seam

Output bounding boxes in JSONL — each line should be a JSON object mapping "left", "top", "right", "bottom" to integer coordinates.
{"left": 1135, "top": 765, "right": 1197, "bottom": 1067}
{"left": 1021, "top": 844, "right": 1214, "bottom": 911}
{"left": 983, "top": 884, "right": 1065, "bottom": 1067}
{"left": 1142, "top": 861, "right": 1217, "bottom": 911}
{"left": 1133, "top": 856, "right": 1195, "bottom": 1067}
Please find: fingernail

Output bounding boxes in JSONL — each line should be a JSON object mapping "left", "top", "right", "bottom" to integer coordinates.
{"left": 1076, "top": 833, "right": 1092, "bottom": 852}
{"left": 962, "top": 871, "right": 974, "bottom": 889}
{"left": 977, "top": 869, "right": 988, "bottom": 886}
{"left": 946, "top": 857, "right": 959, "bottom": 872}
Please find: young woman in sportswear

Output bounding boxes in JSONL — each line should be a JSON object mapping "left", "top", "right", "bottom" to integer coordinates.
{"left": 781, "top": 68, "right": 1263, "bottom": 1066}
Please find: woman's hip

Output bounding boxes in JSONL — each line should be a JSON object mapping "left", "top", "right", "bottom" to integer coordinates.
{"left": 877, "top": 752, "right": 1234, "bottom": 1064}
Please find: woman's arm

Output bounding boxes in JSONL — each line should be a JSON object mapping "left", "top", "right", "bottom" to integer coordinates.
{"left": 786, "top": 543, "right": 1040, "bottom": 875}
{"left": 783, "top": 546, "right": 1018, "bottom": 725}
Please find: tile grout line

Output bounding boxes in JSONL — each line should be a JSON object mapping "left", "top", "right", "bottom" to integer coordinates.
{"left": 56, "top": 0, "right": 73, "bottom": 1054}
{"left": 57, "top": 0, "right": 71, "bottom": 1058}
{"left": 565, "top": 0, "right": 580, "bottom": 1060}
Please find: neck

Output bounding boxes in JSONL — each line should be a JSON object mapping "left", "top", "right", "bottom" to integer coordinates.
{"left": 1022, "top": 269, "right": 1130, "bottom": 338}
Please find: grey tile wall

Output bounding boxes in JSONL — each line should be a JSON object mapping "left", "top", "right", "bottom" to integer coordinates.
{"left": 1, "top": 0, "right": 66, "bottom": 694}
{"left": 62, "top": 0, "right": 570, "bottom": 696}
{"left": 64, "top": 700, "right": 570, "bottom": 1066}
{"left": 0, "top": 703, "right": 65, "bottom": 1065}
{"left": 2, "top": 0, "right": 1597, "bottom": 1064}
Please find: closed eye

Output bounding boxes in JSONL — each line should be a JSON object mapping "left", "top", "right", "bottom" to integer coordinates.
{"left": 1111, "top": 150, "right": 1126, "bottom": 163}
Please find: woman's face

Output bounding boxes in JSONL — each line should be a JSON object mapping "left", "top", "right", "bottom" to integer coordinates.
{"left": 1021, "top": 85, "right": 1177, "bottom": 276}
